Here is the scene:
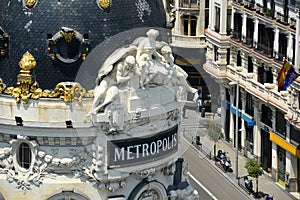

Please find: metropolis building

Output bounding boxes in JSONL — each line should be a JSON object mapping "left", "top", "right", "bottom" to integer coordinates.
{"left": 204, "top": 0, "right": 300, "bottom": 194}
{"left": 0, "top": 0, "right": 198, "bottom": 199}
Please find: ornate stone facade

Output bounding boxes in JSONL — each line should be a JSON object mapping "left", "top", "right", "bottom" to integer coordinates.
{"left": 0, "top": 28, "right": 198, "bottom": 199}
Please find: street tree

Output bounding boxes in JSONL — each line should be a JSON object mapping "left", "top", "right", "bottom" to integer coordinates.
{"left": 206, "top": 120, "right": 223, "bottom": 159}
{"left": 244, "top": 158, "right": 263, "bottom": 197}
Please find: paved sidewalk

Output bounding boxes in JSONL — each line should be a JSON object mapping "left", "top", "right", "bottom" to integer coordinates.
{"left": 182, "top": 108, "right": 299, "bottom": 200}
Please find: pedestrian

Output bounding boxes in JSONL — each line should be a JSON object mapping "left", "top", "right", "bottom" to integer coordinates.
{"left": 193, "top": 88, "right": 202, "bottom": 113}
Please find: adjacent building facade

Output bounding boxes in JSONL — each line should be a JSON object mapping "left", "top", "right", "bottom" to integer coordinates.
{"left": 166, "top": 0, "right": 216, "bottom": 108}
{"left": 0, "top": 1, "right": 198, "bottom": 199}
{"left": 204, "top": 0, "right": 300, "bottom": 193}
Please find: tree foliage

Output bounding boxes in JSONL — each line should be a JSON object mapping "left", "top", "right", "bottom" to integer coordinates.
{"left": 244, "top": 158, "right": 263, "bottom": 178}
{"left": 206, "top": 121, "right": 223, "bottom": 143}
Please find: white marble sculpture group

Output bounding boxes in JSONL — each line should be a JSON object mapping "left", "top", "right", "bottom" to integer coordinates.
{"left": 88, "top": 29, "right": 196, "bottom": 117}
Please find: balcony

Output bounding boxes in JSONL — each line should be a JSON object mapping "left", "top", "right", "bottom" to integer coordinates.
{"left": 244, "top": 0, "right": 255, "bottom": 10}
{"left": 171, "top": 34, "right": 206, "bottom": 48}
{"left": 256, "top": 43, "right": 273, "bottom": 58}
{"left": 233, "top": 0, "right": 244, "bottom": 5}
{"left": 255, "top": 3, "right": 264, "bottom": 14}
{"left": 180, "top": 2, "right": 199, "bottom": 9}
{"left": 226, "top": 65, "right": 289, "bottom": 113}
{"left": 276, "top": 12, "right": 289, "bottom": 26}
{"left": 243, "top": 36, "right": 253, "bottom": 48}
{"left": 232, "top": 31, "right": 242, "bottom": 42}
{"left": 275, "top": 52, "right": 286, "bottom": 63}
{"left": 290, "top": 18, "right": 296, "bottom": 30}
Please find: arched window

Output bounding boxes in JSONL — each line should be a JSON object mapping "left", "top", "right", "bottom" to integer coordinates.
{"left": 47, "top": 191, "right": 90, "bottom": 200}
{"left": 17, "top": 142, "right": 32, "bottom": 170}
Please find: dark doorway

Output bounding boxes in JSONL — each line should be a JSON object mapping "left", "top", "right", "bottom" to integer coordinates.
{"left": 225, "top": 109, "right": 230, "bottom": 142}
{"left": 233, "top": 114, "right": 242, "bottom": 150}
{"left": 278, "top": 146, "right": 286, "bottom": 186}
{"left": 261, "top": 129, "right": 272, "bottom": 171}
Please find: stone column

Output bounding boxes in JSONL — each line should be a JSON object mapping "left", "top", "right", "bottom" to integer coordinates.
{"left": 252, "top": 58, "right": 260, "bottom": 82}
{"left": 273, "top": 27, "right": 279, "bottom": 59}
{"left": 271, "top": 142, "right": 277, "bottom": 180}
{"left": 295, "top": 12, "right": 300, "bottom": 69}
{"left": 286, "top": 120, "right": 291, "bottom": 142}
{"left": 229, "top": 87, "right": 235, "bottom": 142}
{"left": 242, "top": 12, "right": 247, "bottom": 43}
{"left": 231, "top": 47, "right": 237, "bottom": 67}
{"left": 217, "top": 48, "right": 228, "bottom": 67}
{"left": 220, "top": 84, "right": 226, "bottom": 133}
{"left": 287, "top": 32, "right": 294, "bottom": 62}
{"left": 271, "top": 107, "right": 276, "bottom": 131}
{"left": 219, "top": 0, "right": 228, "bottom": 35}
{"left": 198, "top": 0, "right": 205, "bottom": 36}
{"left": 240, "top": 90, "right": 246, "bottom": 150}
{"left": 253, "top": 18, "right": 259, "bottom": 49}
{"left": 253, "top": 99, "right": 261, "bottom": 160}
{"left": 284, "top": 121, "right": 297, "bottom": 191}
{"left": 272, "top": 68, "right": 278, "bottom": 89}
{"left": 241, "top": 51, "right": 248, "bottom": 71}
{"left": 231, "top": 9, "right": 235, "bottom": 32}
{"left": 287, "top": 151, "right": 297, "bottom": 192}
{"left": 206, "top": 41, "right": 213, "bottom": 62}
{"left": 209, "top": 0, "right": 214, "bottom": 30}
{"left": 188, "top": 17, "right": 191, "bottom": 36}
{"left": 174, "top": 0, "right": 181, "bottom": 35}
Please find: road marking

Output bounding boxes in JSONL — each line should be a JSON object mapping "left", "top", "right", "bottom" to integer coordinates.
{"left": 188, "top": 172, "right": 218, "bottom": 200}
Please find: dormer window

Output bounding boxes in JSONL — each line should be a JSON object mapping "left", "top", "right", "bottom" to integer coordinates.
{"left": 47, "top": 27, "right": 89, "bottom": 63}
{"left": 0, "top": 27, "right": 9, "bottom": 58}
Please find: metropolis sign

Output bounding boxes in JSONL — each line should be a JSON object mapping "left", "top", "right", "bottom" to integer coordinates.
{"left": 108, "top": 125, "right": 178, "bottom": 168}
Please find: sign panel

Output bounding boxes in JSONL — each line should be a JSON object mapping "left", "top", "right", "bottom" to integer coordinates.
{"left": 108, "top": 125, "right": 178, "bottom": 168}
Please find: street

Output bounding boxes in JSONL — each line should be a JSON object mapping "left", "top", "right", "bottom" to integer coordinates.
{"left": 181, "top": 140, "right": 250, "bottom": 200}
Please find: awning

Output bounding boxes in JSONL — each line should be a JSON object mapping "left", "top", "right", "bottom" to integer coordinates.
{"left": 270, "top": 132, "right": 300, "bottom": 158}
{"left": 230, "top": 105, "right": 241, "bottom": 117}
{"left": 242, "top": 112, "right": 256, "bottom": 126}
{"left": 222, "top": 100, "right": 230, "bottom": 110}
{"left": 230, "top": 105, "right": 255, "bottom": 126}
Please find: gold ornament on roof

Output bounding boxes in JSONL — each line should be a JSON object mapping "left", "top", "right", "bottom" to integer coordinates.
{"left": 60, "top": 29, "right": 76, "bottom": 43}
{"left": 24, "top": 0, "right": 37, "bottom": 8}
{"left": 98, "top": 0, "right": 111, "bottom": 10}
{"left": 0, "top": 78, "right": 6, "bottom": 93}
{"left": 0, "top": 49, "right": 5, "bottom": 56}
{"left": 19, "top": 51, "right": 36, "bottom": 71}
{"left": 1, "top": 52, "right": 93, "bottom": 104}
{"left": 49, "top": 82, "right": 93, "bottom": 103}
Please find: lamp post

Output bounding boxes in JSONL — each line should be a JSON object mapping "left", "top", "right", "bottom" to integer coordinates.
{"left": 229, "top": 80, "right": 239, "bottom": 179}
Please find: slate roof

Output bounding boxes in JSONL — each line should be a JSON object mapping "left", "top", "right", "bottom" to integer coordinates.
{"left": 0, "top": 0, "right": 167, "bottom": 89}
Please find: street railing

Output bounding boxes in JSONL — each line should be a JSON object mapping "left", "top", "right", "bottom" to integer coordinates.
{"left": 183, "top": 128, "right": 212, "bottom": 159}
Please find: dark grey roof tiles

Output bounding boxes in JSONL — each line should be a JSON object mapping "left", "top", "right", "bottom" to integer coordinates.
{"left": 0, "top": 0, "right": 167, "bottom": 89}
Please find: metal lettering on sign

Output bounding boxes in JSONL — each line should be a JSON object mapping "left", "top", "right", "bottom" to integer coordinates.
{"left": 97, "top": 0, "right": 111, "bottom": 10}
{"left": 108, "top": 126, "right": 178, "bottom": 168}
